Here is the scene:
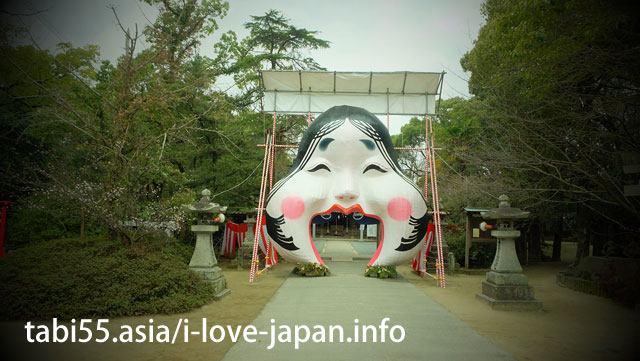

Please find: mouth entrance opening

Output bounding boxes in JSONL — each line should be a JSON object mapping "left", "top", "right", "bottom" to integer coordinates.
{"left": 310, "top": 211, "right": 380, "bottom": 262}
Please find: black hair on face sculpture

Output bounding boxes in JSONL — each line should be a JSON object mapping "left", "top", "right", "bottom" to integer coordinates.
{"left": 291, "top": 105, "right": 401, "bottom": 173}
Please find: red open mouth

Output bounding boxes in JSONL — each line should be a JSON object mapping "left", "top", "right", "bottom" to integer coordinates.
{"left": 307, "top": 203, "right": 384, "bottom": 266}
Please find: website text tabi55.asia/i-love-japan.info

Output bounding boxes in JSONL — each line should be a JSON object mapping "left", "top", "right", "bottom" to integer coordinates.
{"left": 25, "top": 317, "right": 406, "bottom": 350}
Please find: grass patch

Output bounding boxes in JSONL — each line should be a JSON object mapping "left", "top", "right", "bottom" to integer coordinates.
{"left": 0, "top": 235, "right": 216, "bottom": 320}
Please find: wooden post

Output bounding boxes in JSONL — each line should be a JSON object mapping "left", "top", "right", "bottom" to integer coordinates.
{"left": 465, "top": 211, "right": 472, "bottom": 269}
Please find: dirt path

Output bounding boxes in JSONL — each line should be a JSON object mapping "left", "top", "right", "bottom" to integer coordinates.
{"left": 399, "top": 262, "right": 640, "bottom": 361}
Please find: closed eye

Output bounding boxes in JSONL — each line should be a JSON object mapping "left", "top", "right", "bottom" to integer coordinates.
{"left": 308, "top": 164, "right": 331, "bottom": 172}
{"left": 363, "top": 164, "right": 388, "bottom": 173}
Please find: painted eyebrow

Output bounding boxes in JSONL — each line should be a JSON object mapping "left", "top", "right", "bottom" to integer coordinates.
{"left": 359, "top": 139, "right": 375, "bottom": 151}
{"left": 308, "top": 163, "right": 331, "bottom": 172}
{"left": 363, "top": 164, "right": 388, "bottom": 173}
{"left": 319, "top": 138, "right": 335, "bottom": 151}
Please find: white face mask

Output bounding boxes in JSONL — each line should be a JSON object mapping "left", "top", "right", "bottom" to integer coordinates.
{"left": 265, "top": 108, "right": 429, "bottom": 267}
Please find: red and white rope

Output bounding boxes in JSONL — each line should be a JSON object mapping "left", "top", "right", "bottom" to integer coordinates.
{"left": 258, "top": 144, "right": 299, "bottom": 148}
{"left": 249, "top": 135, "right": 272, "bottom": 283}
{"left": 263, "top": 223, "right": 271, "bottom": 275}
{"left": 269, "top": 111, "right": 277, "bottom": 190}
{"left": 428, "top": 116, "right": 446, "bottom": 288}
{"left": 257, "top": 221, "right": 278, "bottom": 275}
{"left": 423, "top": 116, "right": 430, "bottom": 200}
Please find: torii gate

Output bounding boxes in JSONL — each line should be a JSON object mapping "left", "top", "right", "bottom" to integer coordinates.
{"left": 248, "top": 70, "right": 447, "bottom": 288}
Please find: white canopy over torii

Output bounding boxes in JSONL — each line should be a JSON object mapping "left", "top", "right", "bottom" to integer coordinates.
{"left": 260, "top": 70, "right": 445, "bottom": 116}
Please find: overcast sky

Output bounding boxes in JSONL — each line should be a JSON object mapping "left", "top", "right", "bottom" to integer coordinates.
{"left": 2, "top": 0, "right": 486, "bottom": 134}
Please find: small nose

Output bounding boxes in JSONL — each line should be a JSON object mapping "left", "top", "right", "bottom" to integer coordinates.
{"left": 334, "top": 174, "right": 359, "bottom": 202}
{"left": 336, "top": 191, "right": 358, "bottom": 201}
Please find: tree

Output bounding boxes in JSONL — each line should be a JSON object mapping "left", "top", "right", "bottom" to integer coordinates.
{"left": 390, "top": 97, "right": 489, "bottom": 191}
{"left": 387, "top": 97, "right": 505, "bottom": 266}
{"left": 1, "top": 2, "right": 330, "bottom": 247}
{"left": 142, "top": 0, "right": 228, "bottom": 74}
{"left": 391, "top": 117, "right": 427, "bottom": 182}
{"left": 461, "top": 0, "right": 640, "bottom": 260}
{"left": 0, "top": 36, "right": 108, "bottom": 245}
{"left": 214, "top": 9, "right": 330, "bottom": 108}
{"left": 1, "top": 0, "right": 232, "bottom": 244}
{"left": 244, "top": 9, "right": 330, "bottom": 70}
{"left": 209, "top": 9, "right": 329, "bottom": 205}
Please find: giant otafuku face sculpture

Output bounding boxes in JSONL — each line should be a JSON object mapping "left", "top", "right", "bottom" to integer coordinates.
{"left": 265, "top": 105, "right": 430, "bottom": 266}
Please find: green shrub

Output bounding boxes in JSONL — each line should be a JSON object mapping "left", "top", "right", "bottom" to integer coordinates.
{"left": 5, "top": 197, "right": 105, "bottom": 249}
{"left": 445, "top": 227, "right": 496, "bottom": 268}
{"left": 292, "top": 263, "right": 330, "bottom": 276}
{"left": 0, "top": 236, "right": 216, "bottom": 320}
{"left": 444, "top": 228, "right": 466, "bottom": 264}
{"left": 364, "top": 265, "right": 397, "bottom": 278}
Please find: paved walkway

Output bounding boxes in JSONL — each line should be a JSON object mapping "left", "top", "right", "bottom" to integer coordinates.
{"left": 314, "top": 239, "right": 377, "bottom": 260}
{"left": 222, "top": 261, "right": 515, "bottom": 361}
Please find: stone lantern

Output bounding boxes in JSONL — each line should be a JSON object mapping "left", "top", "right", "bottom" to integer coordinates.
{"left": 476, "top": 195, "right": 542, "bottom": 310}
{"left": 184, "top": 189, "right": 230, "bottom": 299}
{"left": 243, "top": 214, "right": 257, "bottom": 246}
{"left": 236, "top": 214, "right": 257, "bottom": 269}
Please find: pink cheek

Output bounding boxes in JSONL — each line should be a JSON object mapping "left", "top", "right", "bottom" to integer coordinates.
{"left": 281, "top": 196, "right": 305, "bottom": 220}
{"left": 387, "top": 197, "right": 412, "bottom": 221}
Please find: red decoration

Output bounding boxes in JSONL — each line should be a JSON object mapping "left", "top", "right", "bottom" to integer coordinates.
{"left": 411, "top": 222, "right": 435, "bottom": 274}
{"left": 222, "top": 220, "right": 277, "bottom": 266}
{"left": 0, "top": 201, "right": 13, "bottom": 258}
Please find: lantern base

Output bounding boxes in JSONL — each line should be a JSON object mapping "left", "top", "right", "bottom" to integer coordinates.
{"left": 485, "top": 271, "right": 529, "bottom": 286}
{"left": 190, "top": 266, "right": 230, "bottom": 300}
{"left": 236, "top": 242, "right": 255, "bottom": 269}
{"left": 476, "top": 292, "right": 542, "bottom": 311}
{"left": 476, "top": 275, "right": 542, "bottom": 311}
